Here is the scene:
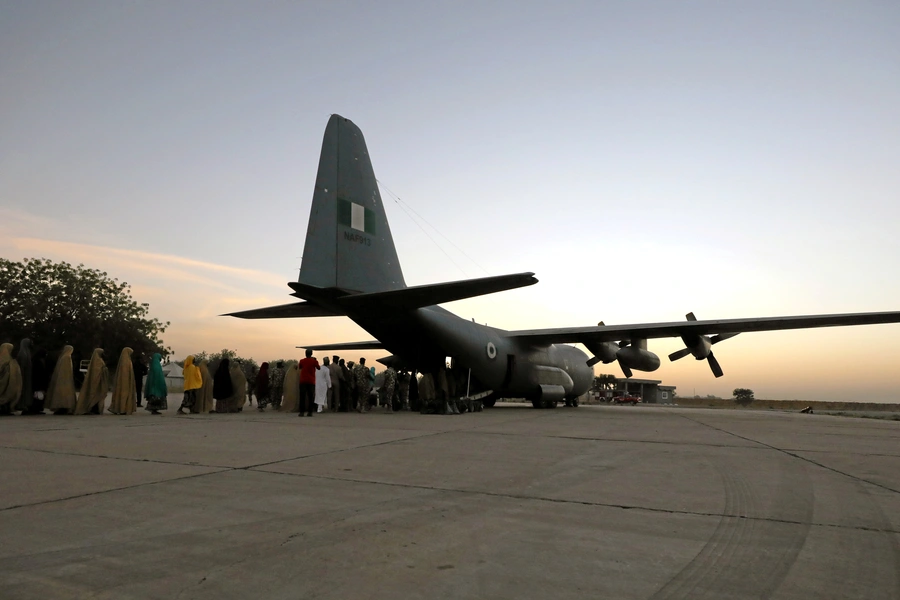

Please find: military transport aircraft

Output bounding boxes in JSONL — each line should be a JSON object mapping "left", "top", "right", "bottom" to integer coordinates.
{"left": 227, "top": 114, "right": 900, "bottom": 408}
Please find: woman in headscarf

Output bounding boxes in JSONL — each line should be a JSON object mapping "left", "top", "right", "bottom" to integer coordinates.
{"left": 279, "top": 362, "right": 299, "bottom": 413}
{"left": 107, "top": 347, "right": 136, "bottom": 415}
{"left": 47, "top": 345, "right": 76, "bottom": 414}
{"left": 227, "top": 361, "right": 247, "bottom": 413}
{"left": 191, "top": 358, "right": 213, "bottom": 414}
{"left": 16, "top": 338, "right": 33, "bottom": 414}
{"left": 255, "top": 362, "right": 270, "bottom": 411}
{"left": 212, "top": 358, "right": 234, "bottom": 413}
{"left": 0, "top": 343, "right": 23, "bottom": 416}
{"left": 177, "top": 355, "right": 202, "bottom": 415}
{"left": 144, "top": 353, "right": 168, "bottom": 415}
{"left": 75, "top": 348, "right": 109, "bottom": 415}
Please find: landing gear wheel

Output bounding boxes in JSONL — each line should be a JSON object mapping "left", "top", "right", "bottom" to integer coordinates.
{"left": 531, "top": 399, "right": 541, "bottom": 409}
{"left": 564, "top": 399, "right": 572, "bottom": 407}
{"left": 483, "top": 397, "right": 497, "bottom": 408}
{"left": 572, "top": 398, "right": 579, "bottom": 407}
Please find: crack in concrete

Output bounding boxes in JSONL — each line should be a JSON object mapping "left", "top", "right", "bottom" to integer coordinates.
{"left": 251, "top": 468, "right": 900, "bottom": 535}
{"left": 0, "top": 469, "right": 228, "bottom": 512}
{"left": 0, "top": 428, "right": 454, "bottom": 512}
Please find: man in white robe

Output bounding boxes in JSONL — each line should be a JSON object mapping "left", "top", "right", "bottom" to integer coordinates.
{"left": 314, "top": 362, "right": 331, "bottom": 413}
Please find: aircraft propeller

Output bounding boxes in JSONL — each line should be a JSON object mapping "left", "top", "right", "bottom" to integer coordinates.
{"left": 667, "top": 312, "right": 739, "bottom": 378}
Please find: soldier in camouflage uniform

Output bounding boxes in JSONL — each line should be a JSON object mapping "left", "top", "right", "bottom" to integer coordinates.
{"left": 380, "top": 366, "right": 397, "bottom": 413}
{"left": 353, "top": 358, "right": 370, "bottom": 412}
{"left": 269, "top": 361, "right": 285, "bottom": 409}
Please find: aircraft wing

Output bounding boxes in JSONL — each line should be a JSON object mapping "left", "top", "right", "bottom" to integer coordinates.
{"left": 223, "top": 301, "right": 339, "bottom": 319}
{"left": 507, "top": 311, "right": 900, "bottom": 344}
{"left": 297, "top": 340, "right": 384, "bottom": 351}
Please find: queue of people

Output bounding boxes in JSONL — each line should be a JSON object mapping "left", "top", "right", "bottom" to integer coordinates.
{"left": 0, "top": 339, "right": 415, "bottom": 418}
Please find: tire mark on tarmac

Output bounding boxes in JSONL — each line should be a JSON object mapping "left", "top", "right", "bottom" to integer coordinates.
{"left": 651, "top": 454, "right": 814, "bottom": 599}
{"left": 678, "top": 414, "right": 900, "bottom": 496}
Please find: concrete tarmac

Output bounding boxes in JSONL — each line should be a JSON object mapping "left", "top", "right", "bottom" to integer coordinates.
{"left": 2, "top": 400, "right": 899, "bottom": 599}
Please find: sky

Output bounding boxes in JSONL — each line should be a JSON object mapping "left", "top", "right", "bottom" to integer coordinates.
{"left": 3, "top": 1, "right": 900, "bottom": 402}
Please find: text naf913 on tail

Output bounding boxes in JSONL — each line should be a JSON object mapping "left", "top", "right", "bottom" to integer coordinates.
{"left": 226, "top": 115, "right": 900, "bottom": 408}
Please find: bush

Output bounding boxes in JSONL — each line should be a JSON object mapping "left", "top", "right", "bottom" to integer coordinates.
{"left": 733, "top": 388, "right": 755, "bottom": 406}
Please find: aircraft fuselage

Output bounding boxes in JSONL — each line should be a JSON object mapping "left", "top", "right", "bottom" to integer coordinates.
{"left": 345, "top": 304, "right": 594, "bottom": 402}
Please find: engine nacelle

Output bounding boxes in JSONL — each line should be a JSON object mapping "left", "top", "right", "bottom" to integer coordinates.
{"left": 616, "top": 346, "right": 661, "bottom": 372}
{"left": 584, "top": 341, "right": 620, "bottom": 366}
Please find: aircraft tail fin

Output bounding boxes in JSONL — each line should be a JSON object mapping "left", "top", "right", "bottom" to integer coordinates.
{"left": 298, "top": 114, "right": 406, "bottom": 293}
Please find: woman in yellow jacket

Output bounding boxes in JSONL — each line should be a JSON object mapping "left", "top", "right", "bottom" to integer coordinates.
{"left": 177, "top": 355, "right": 202, "bottom": 415}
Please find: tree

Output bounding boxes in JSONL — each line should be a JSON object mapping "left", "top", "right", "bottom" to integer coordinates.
{"left": 592, "top": 374, "right": 617, "bottom": 391}
{"left": 733, "top": 388, "right": 755, "bottom": 406}
{"left": 189, "top": 349, "right": 259, "bottom": 381}
{"left": 0, "top": 258, "right": 170, "bottom": 368}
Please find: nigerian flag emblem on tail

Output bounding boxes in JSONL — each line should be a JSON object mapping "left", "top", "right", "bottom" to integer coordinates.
{"left": 337, "top": 198, "right": 376, "bottom": 235}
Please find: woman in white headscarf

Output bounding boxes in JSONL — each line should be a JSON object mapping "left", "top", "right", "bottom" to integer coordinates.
{"left": 47, "top": 345, "right": 77, "bottom": 414}
{"left": 74, "top": 348, "right": 109, "bottom": 415}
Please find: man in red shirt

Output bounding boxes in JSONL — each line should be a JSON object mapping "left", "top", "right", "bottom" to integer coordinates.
{"left": 298, "top": 349, "right": 320, "bottom": 417}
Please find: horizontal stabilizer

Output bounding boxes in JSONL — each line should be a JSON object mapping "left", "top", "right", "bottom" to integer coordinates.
{"left": 338, "top": 272, "right": 538, "bottom": 310}
{"left": 224, "top": 301, "right": 340, "bottom": 319}
{"left": 376, "top": 355, "right": 413, "bottom": 370}
{"left": 297, "top": 340, "right": 383, "bottom": 351}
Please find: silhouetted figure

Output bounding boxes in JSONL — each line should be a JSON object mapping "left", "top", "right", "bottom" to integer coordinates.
{"left": 28, "top": 348, "right": 50, "bottom": 414}
{"left": 212, "top": 359, "right": 234, "bottom": 413}
{"left": 16, "top": 338, "right": 33, "bottom": 414}
{"left": 133, "top": 353, "right": 148, "bottom": 407}
{"left": 255, "top": 362, "right": 270, "bottom": 411}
